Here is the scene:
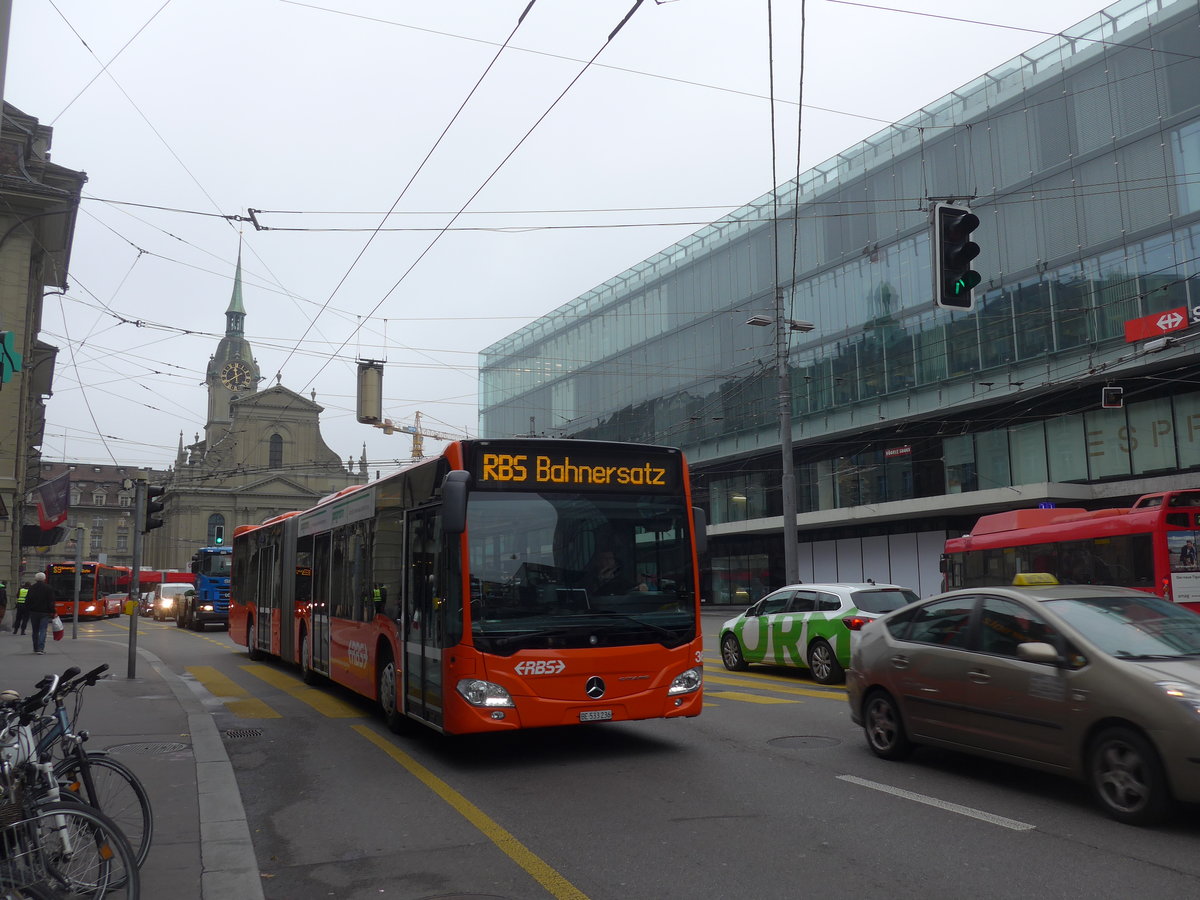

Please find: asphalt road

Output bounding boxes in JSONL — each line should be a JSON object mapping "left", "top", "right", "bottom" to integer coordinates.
{"left": 127, "top": 616, "right": 1200, "bottom": 900}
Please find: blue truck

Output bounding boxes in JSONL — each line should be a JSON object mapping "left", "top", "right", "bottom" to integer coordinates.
{"left": 177, "top": 546, "right": 232, "bottom": 630}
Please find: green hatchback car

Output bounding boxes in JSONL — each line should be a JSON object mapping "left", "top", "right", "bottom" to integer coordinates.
{"left": 719, "top": 582, "right": 919, "bottom": 684}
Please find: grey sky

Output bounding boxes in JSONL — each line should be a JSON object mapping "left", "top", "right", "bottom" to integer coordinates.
{"left": 5, "top": 0, "right": 1105, "bottom": 474}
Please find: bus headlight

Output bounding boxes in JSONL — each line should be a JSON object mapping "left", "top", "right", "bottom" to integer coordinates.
{"left": 200, "top": 604, "right": 214, "bottom": 612}
{"left": 667, "top": 666, "right": 703, "bottom": 695}
{"left": 456, "top": 678, "right": 515, "bottom": 708}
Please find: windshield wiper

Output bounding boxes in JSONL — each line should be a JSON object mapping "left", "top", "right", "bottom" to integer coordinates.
{"left": 585, "top": 611, "right": 680, "bottom": 641}
{"left": 1114, "top": 652, "right": 1192, "bottom": 661}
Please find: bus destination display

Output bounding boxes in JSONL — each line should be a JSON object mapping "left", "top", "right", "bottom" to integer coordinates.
{"left": 474, "top": 448, "right": 679, "bottom": 493}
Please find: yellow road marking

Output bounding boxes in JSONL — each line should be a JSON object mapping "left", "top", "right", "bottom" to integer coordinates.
{"left": 705, "top": 672, "right": 847, "bottom": 700}
{"left": 707, "top": 691, "right": 798, "bottom": 705}
{"left": 186, "top": 666, "right": 281, "bottom": 719}
{"left": 241, "top": 665, "right": 365, "bottom": 718}
{"left": 354, "top": 725, "right": 590, "bottom": 900}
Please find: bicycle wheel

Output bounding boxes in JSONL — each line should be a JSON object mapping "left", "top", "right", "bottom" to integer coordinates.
{"left": 52, "top": 754, "right": 153, "bottom": 870}
{"left": 22, "top": 801, "right": 139, "bottom": 899}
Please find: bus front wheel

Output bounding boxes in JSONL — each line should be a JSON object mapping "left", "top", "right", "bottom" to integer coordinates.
{"left": 378, "top": 650, "right": 403, "bottom": 734}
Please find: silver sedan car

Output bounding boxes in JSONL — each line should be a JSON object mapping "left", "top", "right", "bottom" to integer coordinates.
{"left": 847, "top": 583, "right": 1200, "bottom": 825}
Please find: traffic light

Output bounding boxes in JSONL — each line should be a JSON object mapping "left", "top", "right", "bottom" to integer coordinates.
{"left": 213, "top": 525, "right": 225, "bottom": 545}
{"left": 143, "top": 485, "right": 166, "bottom": 534}
{"left": 932, "top": 202, "right": 981, "bottom": 311}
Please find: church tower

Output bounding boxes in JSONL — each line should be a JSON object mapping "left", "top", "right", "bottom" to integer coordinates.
{"left": 205, "top": 249, "right": 260, "bottom": 445}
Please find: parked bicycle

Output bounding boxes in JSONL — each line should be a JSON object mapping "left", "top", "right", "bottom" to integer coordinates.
{"left": 1, "top": 671, "right": 140, "bottom": 898}
{"left": 28, "top": 665, "right": 153, "bottom": 869}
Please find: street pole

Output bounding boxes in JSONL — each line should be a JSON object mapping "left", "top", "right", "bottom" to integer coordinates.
{"left": 71, "top": 525, "right": 83, "bottom": 639}
{"left": 128, "top": 480, "right": 145, "bottom": 679}
{"left": 775, "top": 287, "right": 799, "bottom": 586}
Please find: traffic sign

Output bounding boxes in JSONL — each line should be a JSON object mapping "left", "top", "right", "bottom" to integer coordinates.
{"left": 1124, "top": 306, "right": 1188, "bottom": 342}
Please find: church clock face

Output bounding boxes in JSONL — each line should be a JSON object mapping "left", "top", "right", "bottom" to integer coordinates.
{"left": 220, "top": 361, "right": 253, "bottom": 391}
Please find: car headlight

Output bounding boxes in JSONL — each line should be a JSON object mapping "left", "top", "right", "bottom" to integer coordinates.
{"left": 456, "top": 678, "right": 515, "bottom": 708}
{"left": 1156, "top": 681, "right": 1200, "bottom": 715}
{"left": 200, "top": 604, "right": 214, "bottom": 612}
{"left": 668, "top": 666, "right": 703, "bottom": 695}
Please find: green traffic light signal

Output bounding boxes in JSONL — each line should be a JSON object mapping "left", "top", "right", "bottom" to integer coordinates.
{"left": 933, "top": 202, "right": 981, "bottom": 311}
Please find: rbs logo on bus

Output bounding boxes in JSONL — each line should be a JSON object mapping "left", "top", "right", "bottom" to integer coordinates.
{"left": 482, "top": 454, "right": 529, "bottom": 482}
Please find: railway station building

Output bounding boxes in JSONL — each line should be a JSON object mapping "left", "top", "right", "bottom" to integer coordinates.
{"left": 477, "top": 0, "right": 1200, "bottom": 603}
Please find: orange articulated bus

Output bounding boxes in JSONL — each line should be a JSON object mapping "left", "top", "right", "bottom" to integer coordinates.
{"left": 230, "top": 438, "right": 708, "bottom": 735}
{"left": 942, "top": 489, "right": 1200, "bottom": 612}
{"left": 46, "top": 562, "right": 126, "bottom": 619}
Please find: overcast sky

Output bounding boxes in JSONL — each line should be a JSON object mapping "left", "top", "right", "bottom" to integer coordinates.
{"left": 5, "top": 0, "right": 1110, "bottom": 476}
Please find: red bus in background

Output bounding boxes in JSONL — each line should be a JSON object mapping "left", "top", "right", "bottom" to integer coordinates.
{"left": 45, "top": 562, "right": 126, "bottom": 619}
{"left": 230, "top": 438, "right": 707, "bottom": 736}
{"left": 942, "top": 489, "right": 1200, "bottom": 612}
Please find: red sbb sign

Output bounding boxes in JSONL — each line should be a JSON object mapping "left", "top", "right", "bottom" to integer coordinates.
{"left": 1124, "top": 306, "right": 1187, "bottom": 342}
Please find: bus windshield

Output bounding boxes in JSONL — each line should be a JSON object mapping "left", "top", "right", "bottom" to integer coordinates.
{"left": 48, "top": 571, "right": 93, "bottom": 600}
{"left": 466, "top": 491, "right": 696, "bottom": 655}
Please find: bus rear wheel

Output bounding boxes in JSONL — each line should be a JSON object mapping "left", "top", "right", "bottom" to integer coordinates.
{"left": 299, "top": 629, "right": 317, "bottom": 684}
{"left": 378, "top": 650, "right": 403, "bottom": 734}
{"left": 246, "top": 618, "right": 263, "bottom": 661}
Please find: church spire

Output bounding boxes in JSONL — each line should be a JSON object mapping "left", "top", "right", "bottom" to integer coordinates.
{"left": 226, "top": 245, "right": 246, "bottom": 337}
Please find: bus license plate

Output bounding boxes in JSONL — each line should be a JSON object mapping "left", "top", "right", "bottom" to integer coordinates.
{"left": 579, "top": 709, "right": 612, "bottom": 722}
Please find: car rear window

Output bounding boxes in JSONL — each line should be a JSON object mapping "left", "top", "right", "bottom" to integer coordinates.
{"left": 851, "top": 589, "right": 919, "bottom": 614}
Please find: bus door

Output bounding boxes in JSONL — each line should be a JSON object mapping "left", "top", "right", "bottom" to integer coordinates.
{"left": 311, "top": 531, "right": 332, "bottom": 675}
{"left": 254, "top": 543, "right": 275, "bottom": 652}
{"left": 403, "top": 507, "right": 447, "bottom": 728}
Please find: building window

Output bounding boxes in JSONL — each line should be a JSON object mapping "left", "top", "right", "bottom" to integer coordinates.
{"left": 208, "top": 514, "right": 226, "bottom": 547}
{"left": 92, "top": 492, "right": 106, "bottom": 506}
{"left": 118, "top": 495, "right": 132, "bottom": 507}
{"left": 92, "top": 516, "right": 104, "bottom": 529}
{"left": 269, "top": 433, "right": 283, "bottom": 469}
{"left": 116, "top": 531, "right": 129, "bottom": 552}
{"left": 89, "top": 530, "right": 104, "bottom": 554}
{"left": 70, "top": 493, "right": 81, "bottom": 506}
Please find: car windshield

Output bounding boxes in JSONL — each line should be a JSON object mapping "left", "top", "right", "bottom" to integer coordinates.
{"left": 466, "top": 491, "right": 696, "bottom": 655}
{"left": 1046, "top": 594, "right": 1200, "bottom": 658}
{"left": 852, "top": 588, "right": 919, "bottom": 614}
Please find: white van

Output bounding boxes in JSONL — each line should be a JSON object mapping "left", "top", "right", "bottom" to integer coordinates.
{"left": 153, "top": 583, "right": 192, "bottom": 622}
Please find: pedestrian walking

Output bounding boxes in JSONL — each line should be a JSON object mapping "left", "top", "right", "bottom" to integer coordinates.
{"left": 0, "top": 580, "right": 8, "bottom": 632}
{"left": 12, "top": 581, "right": 29, "bottom": 635}
{"left": 25, "top": 571, "right": 56, "bottom": 654}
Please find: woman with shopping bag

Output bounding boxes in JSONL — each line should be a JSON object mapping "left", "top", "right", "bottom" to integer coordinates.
{"left": 24, "top": 571, "right": 57, "bottom": 654}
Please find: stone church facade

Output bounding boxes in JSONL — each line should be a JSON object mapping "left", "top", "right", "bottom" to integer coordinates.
{"left": 142, "top": 253, "right": 365, "bottom": 571}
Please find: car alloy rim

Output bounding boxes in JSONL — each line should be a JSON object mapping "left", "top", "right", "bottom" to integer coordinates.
{"left": 1097, "top": 741, "right": 1149, "bottom": 812}
{"left": 811, "top": 645, "right": 831, "bottom": 679}
{"left": 722, "top": 636, "right": 740, "bottom": 666}
{"left": 867, "top": 700, "right": 896, "bottom": 749}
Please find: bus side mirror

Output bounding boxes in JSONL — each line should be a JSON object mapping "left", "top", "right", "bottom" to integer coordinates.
{"left": 441, "top": 470, "right": 471, "bottom": 535}
{"left": 692, "top": 507, "right": 707, "bottom": 556}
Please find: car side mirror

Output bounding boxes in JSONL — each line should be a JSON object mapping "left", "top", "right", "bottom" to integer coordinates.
{"left": 1016, "top": 641, "right": 1061, "bottom": 665}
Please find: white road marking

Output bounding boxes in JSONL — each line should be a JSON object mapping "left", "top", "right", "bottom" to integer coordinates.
{"left": 837, "top": 775, "right": 1036, "bottom": 831}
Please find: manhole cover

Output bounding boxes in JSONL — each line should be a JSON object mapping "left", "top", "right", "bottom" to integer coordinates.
{"left": 105, "top": 741, "right": 191, "bottom": 755}
{"left": 768, "top": 735, "right": 841, "bottom": 750}
{"left": 224, "top": 728, "right": 264, "bottom": 739}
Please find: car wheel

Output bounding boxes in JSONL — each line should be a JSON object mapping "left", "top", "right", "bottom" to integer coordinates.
{"left": 720, "top": 633, "right": 748, "bottom": 671}
{"left": 863, "top": 690, "right": 912, "bottom": 760}
{"left": 1088, "top": 727, "right": 1171, "bottom": 825}
{"left": 807, "top": 638, "right": 845, "bottom": 684}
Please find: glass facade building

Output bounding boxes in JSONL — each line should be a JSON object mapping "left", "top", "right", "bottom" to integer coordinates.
{"left": 478, "top": 0, "right": 1200, "bottom": 604}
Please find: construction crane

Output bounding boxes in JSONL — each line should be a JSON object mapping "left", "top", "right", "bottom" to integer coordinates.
{"left": 377, "top": 411, "right": 464, "bottom": 459}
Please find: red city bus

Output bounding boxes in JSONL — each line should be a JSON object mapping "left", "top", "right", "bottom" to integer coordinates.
{"left": 46, "top": 562, "right": 127, "bottom": 619}
{"left": 942, "top": 489, "right": 1200, "bottom": 612}
{"left": 230, "top": 439, "right": 707, "bottom": 735}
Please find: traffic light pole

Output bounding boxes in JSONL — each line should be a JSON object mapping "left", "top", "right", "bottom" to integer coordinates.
{"left": 128, "top": 480, "right": 145, "bottom": 678}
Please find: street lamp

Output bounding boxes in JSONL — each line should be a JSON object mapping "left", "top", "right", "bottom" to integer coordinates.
{"left": 747, "top": 299, "right": 814, "bottom": 586}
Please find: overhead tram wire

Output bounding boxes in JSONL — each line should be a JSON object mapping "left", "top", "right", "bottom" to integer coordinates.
{"left": 272, "top": 0, "right": 542, "bottom": 386}
{"left": 296, "top": 0, "right": 649, "bottom": 396}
